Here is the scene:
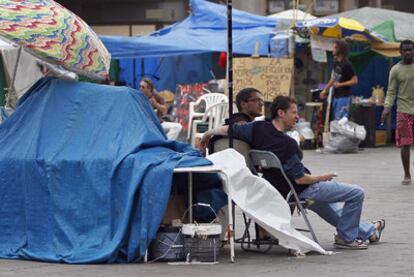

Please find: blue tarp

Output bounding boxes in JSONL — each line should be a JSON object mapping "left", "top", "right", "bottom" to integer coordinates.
{"left": 0, "top": 77, "right": 212, "bottom": 263}
{"left": 100, "top": 0, "right": 278, "bottom": 59}
{"left": 119, "top": 53, "right": 214, "bottom": 91}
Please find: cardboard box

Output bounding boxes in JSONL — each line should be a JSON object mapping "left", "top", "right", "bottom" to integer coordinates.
{"left": 162, "top": 194, "right": 186, "bottom": 225}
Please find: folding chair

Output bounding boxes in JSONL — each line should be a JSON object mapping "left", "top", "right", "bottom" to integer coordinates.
{"left": 249, "top": 149, "right": 319, "bottom": 243}
{"left": 209, "top": 137, "right": 279, "bottom": 253}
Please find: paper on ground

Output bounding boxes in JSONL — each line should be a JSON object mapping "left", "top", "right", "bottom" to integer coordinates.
{"left": 207, "top": 149, "right": 327, "bottom": 255}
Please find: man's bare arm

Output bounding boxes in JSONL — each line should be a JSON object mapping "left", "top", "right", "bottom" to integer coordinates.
{"left": 199, "top": 126, "right": 229, "bottom": 153}
{"left": 295, "top": 173, "right": 337, "bottom": 185}
{"left": 320, "top": 78, "right": 335, "bottom": 99}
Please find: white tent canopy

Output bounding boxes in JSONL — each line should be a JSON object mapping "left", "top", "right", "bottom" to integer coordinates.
{"left": 268, "top": 9, "right": 316, "bottom": 21}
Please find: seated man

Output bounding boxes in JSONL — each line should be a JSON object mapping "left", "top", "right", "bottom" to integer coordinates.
{"left": 200, "top": 95, "right": 385, "bottom": 250}
{"left": 229, "top": 88, "right": 264, "bottom": 124}
{"left": 139, "top": 78, "right": 182, "bottom": 140}
{"left": 209, "top": 87, "right": 263, "bottom": 153}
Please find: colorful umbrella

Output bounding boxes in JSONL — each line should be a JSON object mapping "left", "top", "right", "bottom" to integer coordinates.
{"left": 0, "top": 0, "right": 111, "bottom": 80}
{"left": 296, "top": 17, "right": 386, "bottom": 42}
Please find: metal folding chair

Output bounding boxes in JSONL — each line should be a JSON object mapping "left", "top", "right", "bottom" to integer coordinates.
{"left": 209, "top": 138, "right": 279, "bottom": 253}
{"left": 249, "top": 149, "right": 319, "bottom": 243}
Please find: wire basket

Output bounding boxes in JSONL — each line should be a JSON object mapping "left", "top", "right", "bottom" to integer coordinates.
{"left": 182, "top": 223, "right": 222, "bottom": 263}
{"left": 149, "top": 227, "right": 185, "bottom": 262}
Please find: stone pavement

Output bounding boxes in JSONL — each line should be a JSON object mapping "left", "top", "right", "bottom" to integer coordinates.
{"left": 1, "top": 146, "right": 413, "bottom": 276}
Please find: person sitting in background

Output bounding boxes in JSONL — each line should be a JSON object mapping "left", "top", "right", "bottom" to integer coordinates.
{"left": 200, "top": 95, "right": 385, "bottom": 250}
{"left": 139, "top": 78, "right": 182, "bottom": 140}
{"left": 228, "top": 88, "right": 264, "bottom": 124}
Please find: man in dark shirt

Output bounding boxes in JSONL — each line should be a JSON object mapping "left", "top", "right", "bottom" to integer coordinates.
{"left": 201, "top": 95, "right": 385, "bottom": 250}
{"left": 320, "top": 39, "right": 358, "bottom": 120}
{"left": 230, "top": 88, "right": 264, "bottom": 124}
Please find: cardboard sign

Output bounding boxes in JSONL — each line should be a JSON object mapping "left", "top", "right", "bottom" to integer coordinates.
{"left": 233, "top": 57, "right": 293, "bottom": 101}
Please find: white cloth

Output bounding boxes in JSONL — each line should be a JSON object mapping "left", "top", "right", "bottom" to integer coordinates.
{"left": 207, "top": 149, "right": 327, "bottom": 255}
{"left": 0, "top": 45, "right": 44, "bottom": 109}
{"left": 162, "top": 121, "right": 182, "bottom": 140}
{"left": 0, "top": 38, "right": 77, "bottom": 110}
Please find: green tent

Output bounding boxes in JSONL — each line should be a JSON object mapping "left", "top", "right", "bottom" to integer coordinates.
{"left": 328, "top": 7, "right": 414, "bottom": 41}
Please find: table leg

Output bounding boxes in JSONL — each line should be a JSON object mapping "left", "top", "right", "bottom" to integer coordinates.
{"left": 189, "top": 172, "right": 193, "bottom": 223}
{"left": 222, "top": 173, "right": 235, "bottom": 263}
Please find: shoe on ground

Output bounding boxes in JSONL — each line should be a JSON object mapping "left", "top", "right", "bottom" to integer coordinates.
{"left": 333, "top": 234, "right": 368, "bottom": 250}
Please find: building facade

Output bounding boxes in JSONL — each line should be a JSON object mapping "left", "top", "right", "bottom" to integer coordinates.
{"left": 56, "top": 0, "right": 414, "bottom": 35}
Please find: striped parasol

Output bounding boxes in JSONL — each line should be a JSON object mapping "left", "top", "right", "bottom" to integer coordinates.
{"left": 296, "top": 17, "right": 386, "bottom": 42}
{"left": 0, "top": 0, "right": 111, "bottom": 80}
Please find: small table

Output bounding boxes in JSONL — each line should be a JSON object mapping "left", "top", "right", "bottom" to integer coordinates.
{"left": 173, "top": 165, "right": 235, "bottom": 263}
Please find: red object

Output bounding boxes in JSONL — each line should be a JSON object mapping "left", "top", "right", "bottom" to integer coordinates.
{"left": 218, "top": 52, "right": 227, "bottom": 68}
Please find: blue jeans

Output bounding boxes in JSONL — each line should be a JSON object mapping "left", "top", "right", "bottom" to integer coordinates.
{"left": 332, "top": 96, "right": 352, "bottom": 120}
{"left": 299, "top": 181, "right": 375, "bottom": 242}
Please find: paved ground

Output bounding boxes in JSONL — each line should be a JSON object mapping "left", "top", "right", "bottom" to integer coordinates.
{"left": 1, "top": 146, "right": 414, "bottom": 276}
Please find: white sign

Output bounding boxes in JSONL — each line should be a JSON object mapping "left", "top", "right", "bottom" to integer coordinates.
{"left": 310, "top": 35, "right": 336, "bottom": 51}
{"left": 311, "top": 48, "right": 328, "bottom": 63}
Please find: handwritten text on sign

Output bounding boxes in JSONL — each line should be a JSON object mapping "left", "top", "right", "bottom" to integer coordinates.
{"left": 233, "top": 58, "right": 293, "bottom": 101}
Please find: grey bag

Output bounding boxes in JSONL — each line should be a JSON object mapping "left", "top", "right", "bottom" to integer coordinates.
{"left": 324, "top": 133, "right": 360, "bottom": 153}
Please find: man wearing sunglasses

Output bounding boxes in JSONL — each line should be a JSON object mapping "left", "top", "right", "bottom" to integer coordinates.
{"left": 139, "top": 78, "right": 182, "bottom": 140}
{"left": 228, "top": 88, "right": 264, "bottom": 124}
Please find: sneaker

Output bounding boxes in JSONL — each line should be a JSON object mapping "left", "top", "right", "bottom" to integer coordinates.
{"left": 333, "top": 235, "right": 368, "bottom": 250}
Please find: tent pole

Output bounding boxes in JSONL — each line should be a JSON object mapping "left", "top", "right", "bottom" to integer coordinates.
{"left": 5, "top": 45, "right": 22, "bottom": 110}
{"left": 227, "top": 0, "right": 233, "bottom": 148}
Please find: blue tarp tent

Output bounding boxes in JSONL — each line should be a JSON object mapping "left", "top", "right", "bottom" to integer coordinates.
{"left": 0, "top": 77, "right": 212, "bottom": 263}
{"left": 101, "top": 0, "right": 278, "bottom": 59}
{"left": 100, "top": 0, "right": 279, "bottom": 90}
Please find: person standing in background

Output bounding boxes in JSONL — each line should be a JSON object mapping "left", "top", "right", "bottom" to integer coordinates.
{"left": 320, "top": 39, "right": 358, "bottom": 120}
{"left": 381, "top": 40, "right": 414, "bottom": 186}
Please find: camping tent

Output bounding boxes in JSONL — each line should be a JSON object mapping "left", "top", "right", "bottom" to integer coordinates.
{"left": 268, "top": 9, "right": 316, "bottom": 21}
{"left": 101, "top": 0, "right": 281, "bottom": 91}
{"left": 101, "top": 0, "right": 278, "bottom": 59}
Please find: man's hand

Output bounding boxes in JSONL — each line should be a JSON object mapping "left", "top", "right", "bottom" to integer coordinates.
{"left": 319, "top": 89, "right": 327, "bottom": 100}
{"left": 381, "top": 107, "right": 391, "bottom": 124}
{"left": 318, "top": 173, "right": 337, "bottom": 182}
{"left": 333, "top": 82, "right": 341, "bottom": 88}
{"left": 149, "top": 97, "right": 157, "bottom": 106}
{"left": 199, "top": 131, "right": 213, "bottom": 154}
{"left": 198, "top": 125, "right": 229, "bottom": 154}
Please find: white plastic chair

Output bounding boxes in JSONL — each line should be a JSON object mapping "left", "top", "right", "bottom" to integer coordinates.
{"left": 191, "top": 102, "right": 229, "bottom": 146}
{"left": 187, "top": 93, "right": 228, "bottom": 140}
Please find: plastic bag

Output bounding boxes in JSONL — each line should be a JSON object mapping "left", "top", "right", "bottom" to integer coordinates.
{"left": 296, "top": 121, "right": 315, "bottom": 140}
{"left": 330, "top": 117, "right": 366, "bottom": 141}
{"left": 324, "top": 133, "right": 360, "bottom": 153}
